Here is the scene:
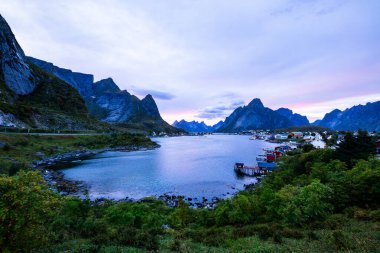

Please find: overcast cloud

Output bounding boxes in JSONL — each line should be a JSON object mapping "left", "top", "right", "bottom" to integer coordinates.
{"left": 1, "top": 0, "right": 379, "bottom": 124}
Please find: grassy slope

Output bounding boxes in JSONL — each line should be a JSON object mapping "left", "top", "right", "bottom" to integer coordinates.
{"left": 0, "top": 63, "right": 114, "bottom": 131}
{"left": 156, "top": 219, "right": 380, "bottom": 253}
{"left": 115, "top": 121, "right": 184, "bottom": 135}
{"left": 0, "top": 133, "right": 156, "bottom": 172}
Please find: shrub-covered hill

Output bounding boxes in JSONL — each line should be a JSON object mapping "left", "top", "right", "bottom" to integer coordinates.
{"left": 0, "top": 58, "right": 119, "bottom": 131}
{"left": 0, "top": 63, "right": 106, "bottom": 130}
{"left": 0, "top": 131, "right": 379, "bottom": 252}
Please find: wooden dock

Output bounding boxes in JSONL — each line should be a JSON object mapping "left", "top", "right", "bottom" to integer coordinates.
{"left": 234, "top": 163, "right": 268, "bottom": 177}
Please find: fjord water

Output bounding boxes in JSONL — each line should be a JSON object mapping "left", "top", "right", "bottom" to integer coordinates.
{"left": 61, "top": 135, "right": 277, "bottom": 200}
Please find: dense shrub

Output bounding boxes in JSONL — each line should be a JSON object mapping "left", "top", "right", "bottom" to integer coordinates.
{"left": 348, "top": 158, "right": 380, "bottom": 207}
{"left": 0, "top": 171, "right": 62, "bottom": 252}
{"left": 0, "top": 131, "right": 378, "bottom": 251}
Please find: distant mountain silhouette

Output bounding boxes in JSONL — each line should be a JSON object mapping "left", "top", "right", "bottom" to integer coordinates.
{"left": 313, "top": 101, "right": 380, "bottom": 131}
{"left": 217, "top": 98, "right": 294, "bottom": 132}
{"left": 172, "top": 120, "right": 223, "bottom": 133}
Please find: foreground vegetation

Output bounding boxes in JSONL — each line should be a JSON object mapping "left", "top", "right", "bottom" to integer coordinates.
{"left": 0, "top": 131, "right": 379, "bottom": 252}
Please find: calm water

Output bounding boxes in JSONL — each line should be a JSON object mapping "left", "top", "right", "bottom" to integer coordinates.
{"left": 61, "top": 135, "right": 277, "bottom": 200}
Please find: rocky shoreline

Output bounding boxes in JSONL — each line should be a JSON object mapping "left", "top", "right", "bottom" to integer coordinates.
{"left": 157, "top": 194, "right": 222, "bottom": 208}
{"left": 32, "top": 145, "right": 159, "bottom": 169}
{"left": 33, "top": 145, "right": 159, "bottom": 196}
{"left": 33, "top": 144, "right": 261, "bottom": 209}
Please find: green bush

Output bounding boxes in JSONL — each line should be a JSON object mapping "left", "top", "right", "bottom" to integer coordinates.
{"left": 170, "top": 198, "right": 195, "bottom": 227}
{"left": 0, "top": 171, "right": 62, "bottom": 252}
{"left": 2, "top": 143, "right": 10, "bottom": 151}
{"left": 348, "top": 158, "right": 380, "bottom": 207}
{"left": 281, "top": 228, "right": 304, "bottom": 239}
{"left": 369, "top": 209, "right": 380, "bottom": 221}
{"left": 330, "top": 230, "right": 350, "bottom": 251}
{"left": 254, "top": 224, "right": 273, "bottom": 240}
{"left": 190, "top": 227, "right": 231, "bottom": 246}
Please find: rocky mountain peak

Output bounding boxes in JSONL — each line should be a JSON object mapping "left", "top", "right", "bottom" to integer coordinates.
{"left": 323, "top": 109, "right": 342, "bottom": 121}
{"left": 172, "top": 119, "right": 216, "bottom": 133}
{"left": 275, "top": 107, "right": 309, "bottom": 126}
{"left": 217, "top": 99, "right": 294, "bottom": 132}
{"left": 141, "top": 94, "right": 161, "bottom": 118}
{"left": 247, "top": 98, "right": 264, "bottom": 108}
{"left": 93, "top": 77, "right": 120, "bottom": 95}
{"left": 0, "top": 14, "right": 35, "bottom": 95}
{"left": 142, "top": 94, "right": 154, "bottom": 102}
{"left": 276, "top": 108, "right": 293, "bottom": 117}
{"left": 28, "top": 57, "right": 94, "bottom": 98}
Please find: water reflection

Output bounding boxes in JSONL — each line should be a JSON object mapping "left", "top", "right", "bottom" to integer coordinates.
{"left": 61, "top": 135, "right": 277, "bottom": 200}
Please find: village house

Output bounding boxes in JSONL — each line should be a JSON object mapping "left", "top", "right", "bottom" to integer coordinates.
{"left": 314, "top": 133, "right": 323, "bottom": 140}
{"left": 292, "top": 132, "right": 303, "bottom": 138}
{"left": 303, "top": 135, "right": 314, "bottom": 141}
{"left": 275, "top": 134, "right": 288, "bottom": 140}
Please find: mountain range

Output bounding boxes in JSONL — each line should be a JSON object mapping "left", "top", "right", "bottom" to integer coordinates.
{"left": 172, "top": 120, "right": 223, "bottom": 133}
{"left": 173, "top": 99, "right": 310, "bottom": 133}
{"left": 174, "top": 99, "right": 379, "bottom": 133}
{"left": 313, "top": 101, "right": 380, "bottom": 131}
{"left": 216, "top": 98, "right": 309, "bottom": 132}
{"left": 0, "top": 15, "right": 179, "bottom": 133}
{"left": 28, "top": 57, "right": 177, "bottom": 133}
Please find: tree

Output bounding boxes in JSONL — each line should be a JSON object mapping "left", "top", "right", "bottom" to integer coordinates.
{"left": 170, "top": 198, "right": 194, "bottom": 227}
{"left": 302, "top": 143, "right": 315, "bottom": 153}
{"left": 334, "top": 131, "right": 375, "bottom": 168}
{"left": 228, "top": 194, "right": 259, "bottom": 225}
{"left": 348, "top": 158, "right": 380, "bottom": 207}
{"left": 293, "top": 180, "right": 333, "bottom": 224}
{"left": 0, "top": 171, "right": 62, "bottom": 252}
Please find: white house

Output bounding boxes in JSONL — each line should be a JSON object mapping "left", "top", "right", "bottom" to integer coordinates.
{"left": 275, "top": 134, "right": 288, "bottom": 140}
{"left": 303, "top": 135, "right": 314, "bottom": 141}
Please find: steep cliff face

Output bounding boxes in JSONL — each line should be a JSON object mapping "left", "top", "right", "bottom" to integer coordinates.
{"left": 0, "top": 15, "right": 99, "bottom": 130}
{"left": 315, "top": 102, "right": 380, "bottom": 131}
{"left": 141, "top": 94, "right": 162, "bottom": 120}
{"left": 29, "top": 58, "right": 179, "bottom": 133}
{"left": 94, "top": 91, "right": 139, "bottom": 122}
{"left": 0, "top": 15, "right": 35, "bottom": 95}
{"left": 27, "top": 57, "right": 94, "bottom": 98}
{"left": 93, "top": 78, "right": 120, "bottom": 96}
{"left": 93, "top": 91, "right": 165, "bottom": 125}
{"left": 217, "top": 98, "right": 291, "bottom": 132}
{"left": 275, "top": 108, "right": 309, "bottom": 126}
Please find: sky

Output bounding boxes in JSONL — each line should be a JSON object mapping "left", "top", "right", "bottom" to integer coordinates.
{"left": 1, "top": 0, "right": 379, "bottom": 125}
